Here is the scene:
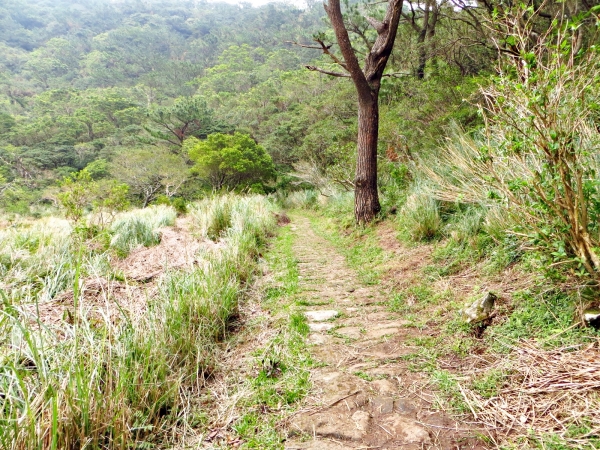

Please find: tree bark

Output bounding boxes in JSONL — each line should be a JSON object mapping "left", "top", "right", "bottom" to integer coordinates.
{"left": 416, "top": 2, "right": 431, "bottom": 79}
{"left": 355, "top": 93, "right": 381, "bottom": 222}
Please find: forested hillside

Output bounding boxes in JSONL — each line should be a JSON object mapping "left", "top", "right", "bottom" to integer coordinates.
{"left": 0, "top": 0, "right": 323, "bottom": 211}
{"left": 0, "top": 0, "right": 490, "bottom": 215}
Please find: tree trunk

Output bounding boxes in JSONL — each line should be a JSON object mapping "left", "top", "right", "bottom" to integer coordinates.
{"left": 355, "top": 93, "right": 381, "bottom": 222}
{"left": 416, "top": 34, "right": 427, "bottom": 79}
{"left": 319, "top": 0, "right": 404, "bottom": 223}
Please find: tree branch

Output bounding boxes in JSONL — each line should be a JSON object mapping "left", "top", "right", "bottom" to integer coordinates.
{"left": 368, "top": 0, "right": 405, "bottom": 78}
{"left": 366, "top": 16, "right": 386, "bottom": 33}
{"left": 324, "top": 0, "right": 370, "bottom": 96}
{"left": 347, "top": 22, "right": 373, "bottom": 52}
{"left": 401, "top": 12, "right": 422, "bottom": 33}
{"left": 382, "top": 71, "right": 411, "bottom": 78}
{"left": 305, "top": 65, "right": 351, "bottom": 77}
{"left": 288, "top": 39, "right": 348, "bottom": 70}
{"left": 286, "top": 40, "right": 329, "bottom": 50}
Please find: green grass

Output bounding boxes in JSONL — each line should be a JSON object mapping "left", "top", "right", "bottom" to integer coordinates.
{"left": 470, "top": 369, "right": 506, "bottom": 399}
{"left": 429, "top": 369, "right": 469, "bottom": 413}
{"left": 289, "top": 311, "right": 310, "bottom": 336}
{"left": 306, "top": 212, "right": 386, "bottom": 285}
{"left": 109, "top": 204, "right": 177, "bottom": 255}
{"left": 353, "top": 371, "right": 374, "bottom": 381}
{"left": 0, "top": 195, "right": 277, "bottom": 449}
{"left": 222, "top": 220, "right": 313, "bottom": 449}
{"left": 397, "top": 191, "right": 442, "bottom": 241}
{"left": 486, "top": 289, "right": 600, "bottom": 351}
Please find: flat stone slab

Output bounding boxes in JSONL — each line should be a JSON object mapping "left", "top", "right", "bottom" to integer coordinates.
{"left": 309, "top": 322, "right": 335, "bottom": 332}
{"left": 365, "top": 327, "right": 401, "bottom": 340}
{"left": 309, "top": 334, "right": 331, "bottom": 345}
{"left": 336, "top": 326, "right": 362, "bottom": 339}
{"left": 305, "top": 310, "right": 339, "bottom": 322}
{"left": 380, "top": 414, "right": 431, "bottom": 444}
{"left": 370, "top": 396, "right": 394, "bottom": 415}
{"left": 289, "top": 409, "right": 371, "bottom": 442}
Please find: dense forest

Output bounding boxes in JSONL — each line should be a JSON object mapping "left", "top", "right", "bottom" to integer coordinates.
{"left": 0, "top": 0, "right": 493, "bottom": 215}
{"left": 2, "top": 0, "right": 600, "bottom": 448}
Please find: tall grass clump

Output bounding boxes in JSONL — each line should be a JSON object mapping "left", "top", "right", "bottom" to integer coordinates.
{"left": 397, "top": 187, "right": 441, "bottom": 241}
{"left": 323, "top": 191, "right": 354, "bottom": 216}
{"left": 0, "top": 218, "right": 73, "bottom": 303}
{"left": 109, "top": 205, "right": 176, "bottom": 256}
{"left": 280, "top": 190, "right": 319, "bottom": 210}
{"left": 0, "top": 195, "right": 277, "bottom": 449}
{"left": 189, "top": 195, "right": 233, "bottom": 241}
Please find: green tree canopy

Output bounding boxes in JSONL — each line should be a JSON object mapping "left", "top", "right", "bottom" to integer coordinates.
{"left": 146, "top": 96, "right": 229, "bottom": 147}
{"left": 185, "top": 132, "right": 275, "bottom": 191}
{"left": 110, "top": 147, "right": 188, "bottom": 207}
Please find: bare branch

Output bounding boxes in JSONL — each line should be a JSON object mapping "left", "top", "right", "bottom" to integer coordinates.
{"left": 382, "top": 71, "right": 411, "bottom": 78}
{"left": 401, "top": 12, "right": 422, "bottom": 32}
{"left": 286, "top": 40, "right": 327, "bottom": 50}
{"left": 305, "top": 65, "right": 351, "bottom": 77}
{"left": 316, "top": 38, "right": 349, "bottom": 69}
{"left": 288, "top": 39, "right": 348, "bottom": 69}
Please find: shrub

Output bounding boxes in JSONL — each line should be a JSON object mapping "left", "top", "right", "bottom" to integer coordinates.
{"left": 422, "top": 13, "right": 600, "bottom": 282}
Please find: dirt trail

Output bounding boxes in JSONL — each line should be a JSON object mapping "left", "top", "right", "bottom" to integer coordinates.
{"left": 285, "top": 215, "right": 484, "bottom": 450}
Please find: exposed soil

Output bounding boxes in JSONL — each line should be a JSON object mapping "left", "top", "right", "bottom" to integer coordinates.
{"left": 284, "top": 216, "right": 486, "bottom": 449}
{"left": 24, "top": 219, "right": 210, "bottom": 331}
{"left": 24, "top": 277, "right": 157, "bottom": 331}
{"left": 116, "top": 218, "right": 222, "bottom": 282}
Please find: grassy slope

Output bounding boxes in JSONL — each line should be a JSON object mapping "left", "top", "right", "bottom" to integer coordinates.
{"left": 0, "top": 196, "right": 279, "bottom": 449}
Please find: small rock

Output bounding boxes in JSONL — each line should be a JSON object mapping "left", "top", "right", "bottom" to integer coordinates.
{"left": 584, "top": 307, "right": 600, "bottom": 329}
{"left": 463, "top": 292, "right": 496, "bottom": 324}
{"left": 306, "top": 310, "right": 339, "bottom": 322}
{"left": 351, "top": 410, "right": 371, "bottom": 433}
{"left": 372, "top": 379, "right": 396, "bottom": 396}
{"left": 275, "top": 212, "right": 291, "bottom": 225}
{"left": 370, "top": 396, "right": 394, "bottom": 415}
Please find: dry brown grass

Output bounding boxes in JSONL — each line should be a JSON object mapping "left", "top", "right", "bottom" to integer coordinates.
{"left": 460, "top": 340, "right": 600, "bottom": 446}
